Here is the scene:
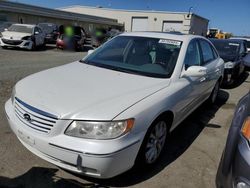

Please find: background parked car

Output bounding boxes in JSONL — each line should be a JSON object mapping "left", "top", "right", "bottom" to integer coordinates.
{"left": 210, "top": 39, "right": 248, "bottom": 85}
{"left": 0, "top": 21, "right": 15, "bottom": 32}
{"left": 216, "top": 91, "right": 250, "bottom": 188}
{"left": 231, "top": 37, "right": 250, "bottom": 53}
{"left": 0, "top": 24, "right": 45, "bottom": 50}
{"left": 38, "top": 23, "right": 59, "bottom": 44}
{"left": 56, "top": 25, "right": 86, "bottom": 51}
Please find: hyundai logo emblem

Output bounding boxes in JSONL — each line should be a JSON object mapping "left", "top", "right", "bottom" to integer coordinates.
{"left": 23, "top": 113, "right": 32, "bottom": 122}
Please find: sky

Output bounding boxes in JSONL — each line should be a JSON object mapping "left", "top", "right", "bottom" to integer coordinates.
{"left": 10, "top": 0, "right": 250, "bottom": 36}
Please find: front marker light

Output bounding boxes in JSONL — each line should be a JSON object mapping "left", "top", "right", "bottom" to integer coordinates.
{"left": 65, "top": 119, "right": 134, "bottom": 139}
{"left": 241, "top": 117, "right": 250, "bottom": 140}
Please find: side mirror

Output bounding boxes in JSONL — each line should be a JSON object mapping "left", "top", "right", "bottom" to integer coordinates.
{"left": 88, "top": 49, "right": 94, "bottom": 55}
{"left": 34, "top": 31, "right": 39, "bottom": 35}
{"left": 183, "top": 66, "right": 207, "bottom": 77}
{"left": 4, "top": 28, "right": 8, "bottom": 31}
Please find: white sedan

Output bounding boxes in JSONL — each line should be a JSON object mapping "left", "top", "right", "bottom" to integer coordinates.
{"left": 0, "top": 24, "right": 45, "bottom": 50}
{"left": 5, "top": 32, "right": 224, "bottom": 179}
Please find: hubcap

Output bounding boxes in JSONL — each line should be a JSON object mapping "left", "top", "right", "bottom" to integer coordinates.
{"left": 145, "top": 121, "right": 167, "bottom": 164}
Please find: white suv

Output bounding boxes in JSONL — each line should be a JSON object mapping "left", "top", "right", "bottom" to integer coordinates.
{"left": 0, "top": 24, "right": 45, "bottom": 50}
{"left": 5, "top": 32, "right": 224, "bottom": 178}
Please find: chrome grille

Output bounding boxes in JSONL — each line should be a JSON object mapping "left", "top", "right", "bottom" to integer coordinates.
{"left": 14, "top": 98, "right": 58, "bottom": 134}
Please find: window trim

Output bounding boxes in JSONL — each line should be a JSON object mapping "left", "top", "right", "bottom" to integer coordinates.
{"left": 198, "top": 39, "right": 217, "bottom": 66}
{"left": 183, "top": 38, "right": 202, "bottom": 70}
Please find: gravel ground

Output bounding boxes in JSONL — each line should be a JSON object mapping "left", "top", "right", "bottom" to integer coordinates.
{"left": 0, "top": 46, "right": 249, "bottom": 188}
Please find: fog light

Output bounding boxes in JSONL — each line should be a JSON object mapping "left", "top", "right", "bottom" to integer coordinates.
{"left": 237, "top": 182, "right": 250, "bottom": 188}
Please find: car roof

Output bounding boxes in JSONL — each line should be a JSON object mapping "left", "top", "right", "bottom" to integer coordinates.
{"left": 120, "top": 32, "right": 204, "bottom": 43}
{"left": 230, "top": 37, "right": 250, "bottom": 41}
{"left": 210, "top": 38, "right": 244, "bottom": 44}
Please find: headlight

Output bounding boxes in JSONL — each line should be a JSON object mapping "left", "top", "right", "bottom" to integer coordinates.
{"left": 224, "top": 61, "right": 235, "bottom": 69}
{"left": 65, "top": 119, "right": 134, "bottom": 139}
{"left": 22, "top": 36, "right": 31, "bottom": 40}
{"left": 11, "top": 86, "right": 16, "bottom": 104}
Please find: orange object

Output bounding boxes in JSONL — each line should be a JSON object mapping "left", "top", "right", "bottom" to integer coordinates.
{"left": 242, "top": 117, "right": 250, "bottom": 140}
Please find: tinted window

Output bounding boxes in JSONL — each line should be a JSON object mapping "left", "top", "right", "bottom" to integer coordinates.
{"left": 199, "top": 40, "right": 215, "bottom": 64}
{"left": 83, "top": 36, "right": 182, "bottom": 78}
{"left": 184, "top": 40, "right": 201, "bottom": 69}
{"left": 211, "top": 40, "right": 240, "bottom": 57}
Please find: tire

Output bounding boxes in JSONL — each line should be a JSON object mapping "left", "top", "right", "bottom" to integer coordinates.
{"left": 208, "top": 81, "right": 220, "bottom": 104}
{"left": 136, "top": 117, "right": 169, "bottom": 166}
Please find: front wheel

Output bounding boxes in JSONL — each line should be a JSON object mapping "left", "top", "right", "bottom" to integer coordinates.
{"left": 136, "top": 118, "right": 168, "bottom": 165}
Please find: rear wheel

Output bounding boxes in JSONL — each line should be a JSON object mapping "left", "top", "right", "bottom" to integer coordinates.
{"left": 136, "top": 118, "right": 169, "bottom": 166}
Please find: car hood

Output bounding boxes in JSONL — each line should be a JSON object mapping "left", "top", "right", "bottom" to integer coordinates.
{"left": 15, "top": 62, "right": 170, "bottom": 120}
{"left": 2, "top": 31, "right": 31, "bottom": 40}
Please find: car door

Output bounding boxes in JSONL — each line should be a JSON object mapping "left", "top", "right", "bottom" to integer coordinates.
{"left": 177, "top": 39, "right": 207, "bottom": 118}
{"left": 34, "top": 27, "right": 41, "bottom": 45}
{"left": 37, "top": 27, "right": 45, "bottom": 45}
{"left": 198, "top": 39, "right": 221, "bottom": 97}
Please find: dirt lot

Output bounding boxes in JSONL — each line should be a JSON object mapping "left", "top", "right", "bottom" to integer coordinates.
{"left": 0, "top": 46, "right": 249, "bottom": 188}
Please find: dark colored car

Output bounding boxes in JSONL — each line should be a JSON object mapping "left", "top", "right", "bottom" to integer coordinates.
{"left": 38, "top": 23, "right": 59, "bottom": 44}
{"left": 56, "top": 25, "right": 86, "bottom": 51}
{"left": 210, "top": 39, "right": 248, "bottom": 85}
{"left": 0, "top": 21, "right": 15, "bottom": 32}
{"left": 216, "top": 91, "right": 250, "bottom": 188}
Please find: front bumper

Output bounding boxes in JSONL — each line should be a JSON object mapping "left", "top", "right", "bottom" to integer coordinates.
{"left": 0, "top": 38, "right": 33, "bottom": 50}
{"left": 5, "top": 99, "right": 143, "bottom": 178}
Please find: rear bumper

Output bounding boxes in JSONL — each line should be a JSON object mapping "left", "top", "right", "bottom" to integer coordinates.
{"left": 5, "top": 99, "right": 143, "bottom": 178}
{"left": 0, "top": 38, "right": 33, "bottom": 50}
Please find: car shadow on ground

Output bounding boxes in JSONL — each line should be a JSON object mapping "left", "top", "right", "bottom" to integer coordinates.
{"left": 0, "top": 90, "right": 229, "bottom": 188}
{"left": 222, "top": 71, "right": 249, "bottom": 89}
{"left": 0, "top": 167, "right": 107, "bottom": 188}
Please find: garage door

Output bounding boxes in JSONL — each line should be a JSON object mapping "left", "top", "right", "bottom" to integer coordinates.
{"left": 162, "top": 21, "right": 183, "bottom": 32}
{"left": 132, "top": 17, "right": 148, "bottom": 31}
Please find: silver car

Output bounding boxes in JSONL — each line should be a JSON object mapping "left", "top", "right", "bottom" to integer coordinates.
{"left": 5, "top": 32, "right": 224, "bottom": 178}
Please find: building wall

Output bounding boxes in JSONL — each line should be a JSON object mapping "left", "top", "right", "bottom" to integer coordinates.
{"left": 190, "top": 15, "right": 209, "bottom": 36}
{"left": 61, "top": 6, "right": 208, "bottom": 35}
{"left": 0, "top": 11, "right": 120, "bottom": 34}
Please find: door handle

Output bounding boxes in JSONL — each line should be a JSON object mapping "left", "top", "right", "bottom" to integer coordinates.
{"left": 200, "top": 77, "right": 206, "bottom": 82}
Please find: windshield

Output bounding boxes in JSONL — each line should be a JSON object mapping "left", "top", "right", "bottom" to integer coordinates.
{"left": 38, "top": 23, "right": 57, "bottom": 34}
{"left": 8, "top": 25, "right": 33, "bottom": 33}
{"left": 211, "top": 40, "right": 239, "bottom": 56}
{"left": 82, "top": 36, "right": 182, "bottom": 78}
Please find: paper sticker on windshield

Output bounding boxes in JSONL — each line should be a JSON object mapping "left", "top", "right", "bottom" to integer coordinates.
{"left": 159, "top": 39, "right": 181, "bottom": 46}
{"left": 229, "top": 43, "right": 239, "bottom": 46}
